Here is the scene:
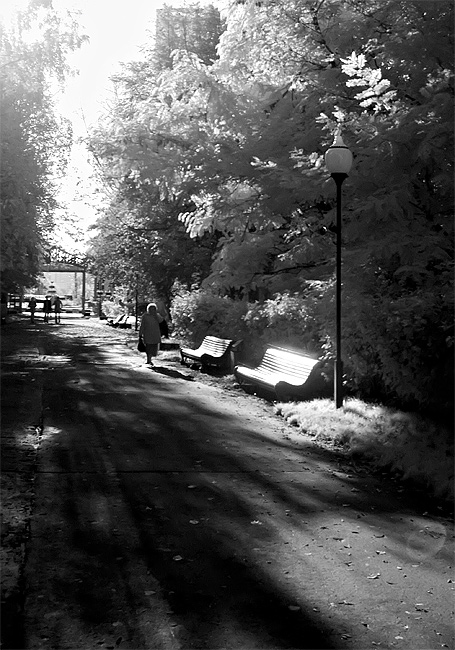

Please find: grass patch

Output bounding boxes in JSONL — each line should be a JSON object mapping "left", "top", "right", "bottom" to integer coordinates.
{"left": 275, "top": 398, "right": 454, "bottom": 502}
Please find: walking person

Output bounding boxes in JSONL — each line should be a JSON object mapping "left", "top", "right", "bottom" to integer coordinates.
{"left": 28, "top": 296, "right": 37, "bottom": 324}
{"left": 155, "top": 298, "right": 171, "bottom": 338}
{"left": 43, "top": 296, "right": 52, "bottom": 323}
{"left": 54, "top": 296, "right": 63, "bottom": 324}
{"left": 138, "top": 303, "right": 164, "bottom": 367}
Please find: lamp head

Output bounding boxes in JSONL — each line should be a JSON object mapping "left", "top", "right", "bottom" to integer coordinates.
{"left": 325, "top": 132, "right": 353, "bottom": 175}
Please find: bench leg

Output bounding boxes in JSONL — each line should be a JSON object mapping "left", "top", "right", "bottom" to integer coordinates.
{"left": 181, "top": 355, "right": 199, "bottom": 368}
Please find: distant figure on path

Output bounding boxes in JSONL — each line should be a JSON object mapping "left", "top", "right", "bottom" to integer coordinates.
{"left": 1, "top": 292, "right": 7, "bottom": 324}
{"left": 28, "top": 297, "right": 37, "bottom": 324}
{"left": 54, "top": 296, "right": 63, "bottom": 324}
{"left": 43, "top": 296, "right": 52, "bottom": 323}
{"left": 155, "top": 298, "right": 170, "bottom": 338}
{"left": 139, "top": 303, "right": 164, "bottom": 367}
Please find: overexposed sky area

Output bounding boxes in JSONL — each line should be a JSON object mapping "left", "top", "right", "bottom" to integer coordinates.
{"left": 56, "top": 0, "right": 162, "bottom": 134}
{"left": 1, "top": 0, "right": 219, "bottom": 248}
{"left": 2, "top": 0, "right": 214, "bottom": 132}
{"left": 59, "top": 0, "right": 222, "bottom": 134}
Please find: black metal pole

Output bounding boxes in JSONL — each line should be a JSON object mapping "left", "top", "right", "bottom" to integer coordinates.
{"left": 332, "top": 173, "right": 347, "bottom": 408}
{"left": 135, "top": 275, "right": 139, "bottom": 331}
{"left": 81, "top": 268, "right": 86, "bottom": 315}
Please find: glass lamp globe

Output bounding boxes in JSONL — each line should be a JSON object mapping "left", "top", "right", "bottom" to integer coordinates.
{"left": 325, "top": 132, "right": 353, "bottom": 175}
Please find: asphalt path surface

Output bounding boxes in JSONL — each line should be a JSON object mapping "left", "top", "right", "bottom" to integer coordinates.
{"left": 1, "top": 315, "right": 454, "bottom": 649}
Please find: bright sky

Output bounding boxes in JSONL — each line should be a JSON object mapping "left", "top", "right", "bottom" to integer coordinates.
{"left": 56, "top": 0, "right": 166, "bottom": 245}
{"left": 57, "top": 0, "right": 221, "bottom": 133}
{"left": 52, "top": 0, "right": 163, "bottom": 138}
{"left": 1, "top": 0, "right": 220, "bottom": 252}
{"left": 0, "top": 0, "right": 165, "bottom": 246}
{"left": 1, "top": 1, "right": 162, "bottom": 129}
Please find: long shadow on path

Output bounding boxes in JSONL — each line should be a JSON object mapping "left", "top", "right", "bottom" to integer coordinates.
{"left": 6, "top": 320, "right": 453, "bottom": 649}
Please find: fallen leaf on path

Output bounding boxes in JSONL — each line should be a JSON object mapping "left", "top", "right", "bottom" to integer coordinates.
{"left": 189, "top": 520, "right": 199, "bottom": 525}
{"left": 144, "top": 591, "right": 156, "bottom": 596}
{"left": 415, "top": 603, "right": 429, "bottom": 612}
{"left": 367, "top": 573, "right": 381, "bottom": 579}
{"left": 173, "top": 555, "right": 183, "bottom": 561}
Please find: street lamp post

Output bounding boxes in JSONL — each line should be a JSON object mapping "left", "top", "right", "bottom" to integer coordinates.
{"left": 135, "top": 274, "right": 139, "bottom": 331}
{"left": 324, "top": 131, "right": 353, "bottom": 408}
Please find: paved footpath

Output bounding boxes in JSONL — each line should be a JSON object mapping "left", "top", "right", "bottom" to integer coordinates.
{"left": 1, "top": 315, "right": 454, "bottom": 650}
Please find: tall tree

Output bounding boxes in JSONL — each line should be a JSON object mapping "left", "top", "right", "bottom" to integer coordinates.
{"left": 88, "top": 2, "right": 224, "bottom": 302}
{"left": 87, "top": 187, "right": 218, "bottom": 302}
{"left": 0, "top": 1, "right": 87, "bottom": 291}
{"left": 88, "top": 0, "right": 453, "bottom": 409}
{"left": 207, "top": 0, "right": 454, "bottom": 408}
{"left": 152, "top": 3, "right": 224, "bottom": 70}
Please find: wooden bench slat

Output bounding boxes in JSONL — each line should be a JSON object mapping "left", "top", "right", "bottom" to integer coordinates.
{"left": 234, "top": 345, "right": 321, "bottom": 399}
{"left": 180, "top": 335, "right": 234, "bottom": 368}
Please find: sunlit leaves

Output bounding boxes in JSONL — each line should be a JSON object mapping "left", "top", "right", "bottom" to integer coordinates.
{"left": 341, "top": 52, "right": 396, "bottom": 112}
{"left": 86, "top": 0, "right": 453, "bottom": 408}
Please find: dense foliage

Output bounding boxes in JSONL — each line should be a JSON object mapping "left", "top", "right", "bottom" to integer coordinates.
{"left": 87, "top": 2, "right": 224, "bottom": 307}
{"left": 88, "top": 196, "right": 218, "bottom": 304}
{"left": 277, "top": 398, "right": 453, "bottom": 501}
{"left": 88, "top": 0, "right": 453, "bottom": 413}
{"left": 171, "top": 288, "right": 322, "bottom": 362}
{"left": 0, "top": 0, "right": 86, "bottom": 292}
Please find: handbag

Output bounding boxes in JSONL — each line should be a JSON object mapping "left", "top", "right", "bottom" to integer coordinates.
{"left": 137, "top": 337, "right": 146, "bottom": 352}
{"left": 159, "top": 319, "right": 169, "bottom": 337}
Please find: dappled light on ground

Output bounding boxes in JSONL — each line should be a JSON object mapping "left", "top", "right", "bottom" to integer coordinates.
{"left": 2, "top": 316, "right": 453, "bottom": 649}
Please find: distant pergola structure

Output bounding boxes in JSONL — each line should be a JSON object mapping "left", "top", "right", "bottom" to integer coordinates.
{"left": 41, "top": 259, "right": 88, "bottom": 313}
